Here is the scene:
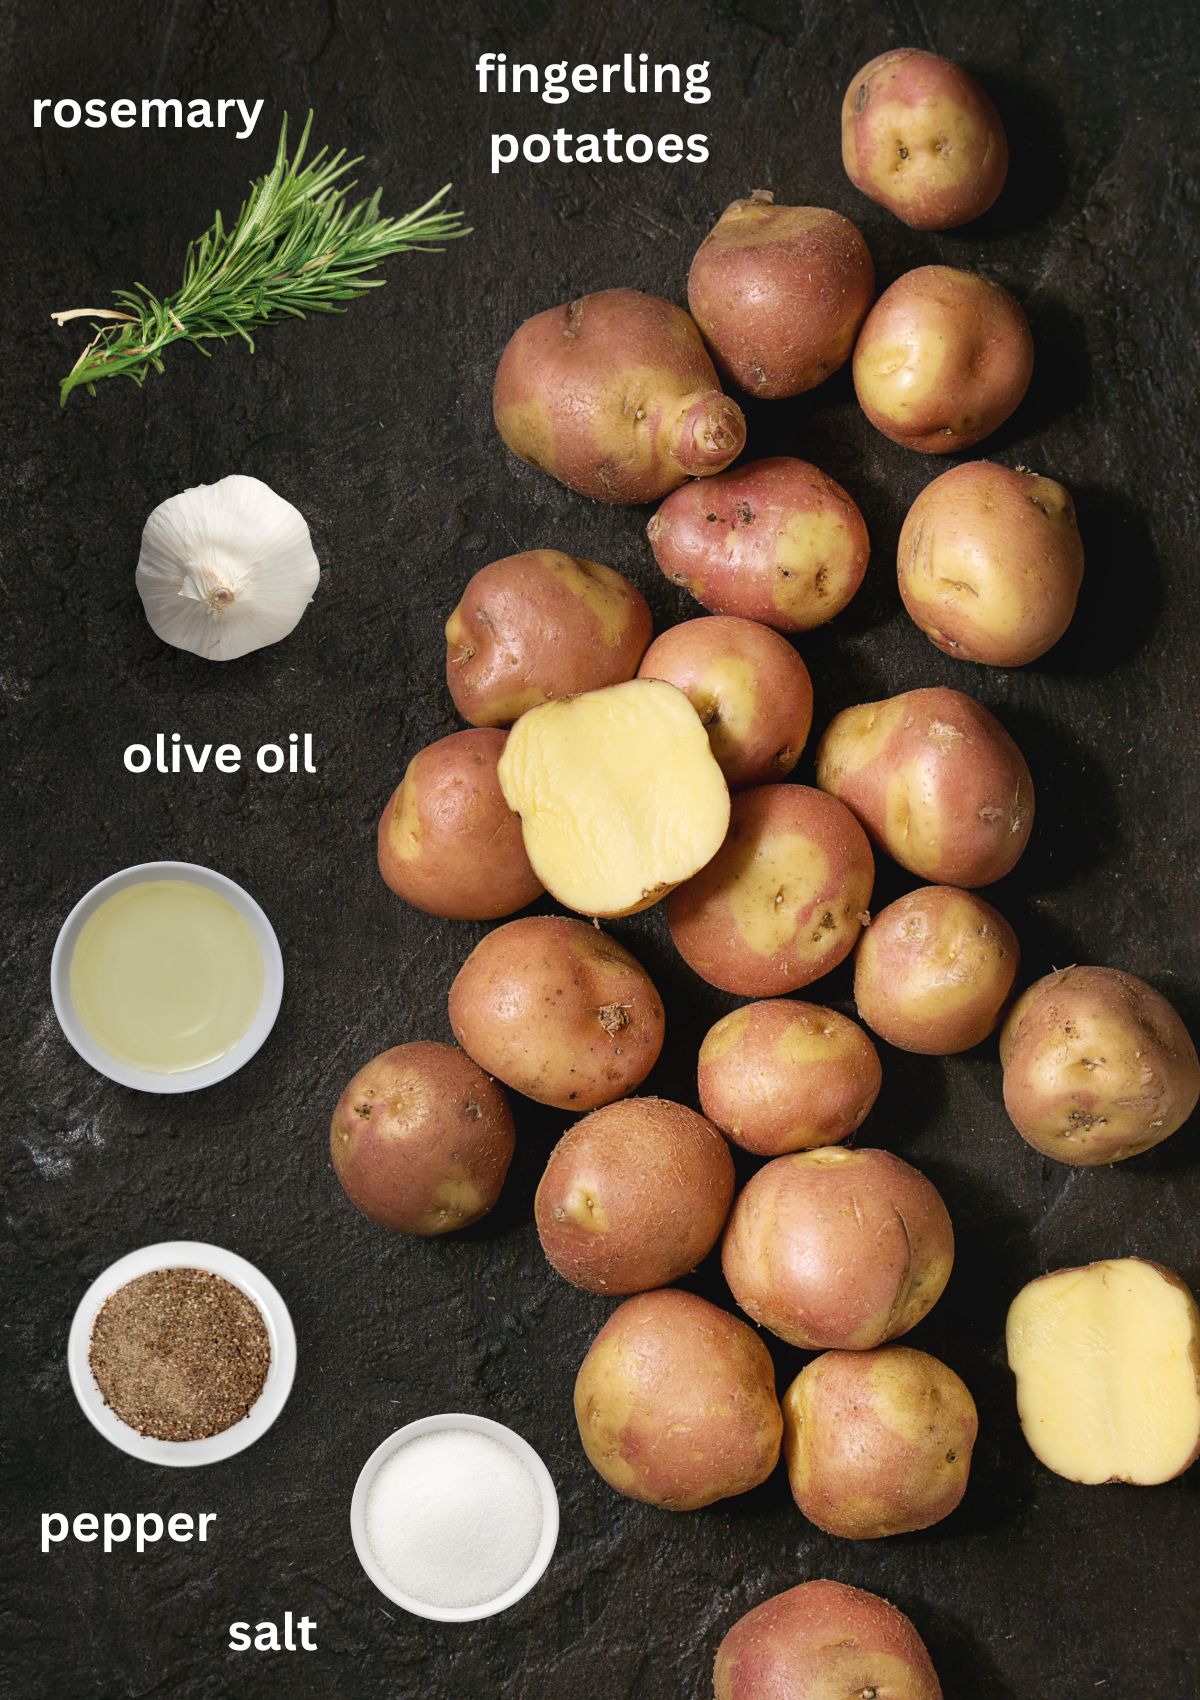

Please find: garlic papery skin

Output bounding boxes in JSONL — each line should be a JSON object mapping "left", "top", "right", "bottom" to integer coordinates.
{"left": 136, "top": 474, "right": 320, "bottom": 662}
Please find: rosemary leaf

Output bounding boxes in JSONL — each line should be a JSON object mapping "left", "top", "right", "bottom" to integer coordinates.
{"left": 53, "top": 112, "right": 470, "bottom": 406}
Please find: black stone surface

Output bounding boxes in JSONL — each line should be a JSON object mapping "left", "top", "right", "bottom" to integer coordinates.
{"left": 3, "top": 2, "right": 1198, "bottom": 1696}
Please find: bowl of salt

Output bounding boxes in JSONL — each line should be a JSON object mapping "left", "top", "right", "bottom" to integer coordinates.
{"left": 350, "top": 1413, "right": 559, "bottom": 1621}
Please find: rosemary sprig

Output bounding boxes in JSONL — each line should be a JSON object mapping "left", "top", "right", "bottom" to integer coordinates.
{"left": 53, "top": 112, "right": 469, "bottom": 406}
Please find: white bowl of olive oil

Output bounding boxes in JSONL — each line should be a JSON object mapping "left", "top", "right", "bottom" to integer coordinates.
{"left": 51, "top": 862, "right": 283, "bottom": 1093}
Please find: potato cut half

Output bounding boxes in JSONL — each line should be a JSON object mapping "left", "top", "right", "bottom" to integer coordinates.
{"left": 498, "top": 679, "right": 731, "bottom": 917}
{"left": 1006, "top": 1257, "right": 1200, "bottom": 1485}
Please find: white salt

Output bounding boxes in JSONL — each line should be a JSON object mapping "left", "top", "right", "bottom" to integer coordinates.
{"left": 365, "top": 1428, "right": 544, "bottom": 1609}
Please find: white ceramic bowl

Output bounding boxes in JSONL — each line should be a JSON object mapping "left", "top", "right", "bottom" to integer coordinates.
{"left": 67, "top": 1241, "right": 296, "bottom": 1467}
{"left": 50, "top": 860, "right": 283, "bottom": 1093}
{"left": 350, "top": 1414, "right": 560, "bottom": 1622}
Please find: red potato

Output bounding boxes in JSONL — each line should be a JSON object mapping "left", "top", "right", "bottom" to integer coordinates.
{"left": 648, "top": 456, "right": 870, "bottom": 633}
{"left": 377, "top": 729, "right": 542, "bottom": 920}
{"left": 853, "top": 266, "right": 1033, "bottom": 454}
{"left": 722, "top": 1146, "right": 954, "bottom": 1349}
{"left": 1000, "top": 966, "right": 1200, "bottom": 1165}
{"left": 855, "top": 884, "right": 1019, "bottom": 1054}
{"left": 698, "top": 999, "right": 881, "bottom": 1155}
{"left": 535, "top": 1098, "right": 734, "bottom": 1294}
{"left": 898, "top": 461, "right": 1085, "bottom": 666}
{"left": 687, "top": 192, "right": 875, "bottom": 397}
{"left": 493, "top": 288, "right": 746, "bottom": 504}
{"left": 782, "top": 1346, "right": 978, "bottom": 1538}
{"left": 816, "top": 685, "right": 1034, "bottom": 887}
{"left": 329, "top": 1042, "right": 514, "bottom": 1235}
{"left": 667, "top": 785, "right": 874, "bottom": 997}
{"left": 445, "top": 551, "right": 652, "bottom": 726}
{"left": 449, "top": 915, "right": 664, "bottom": 1111}
{"left": 636, "top": 616, "right": 813, "bottom": 788}
{"left": 842, "top": 49, "right": 1008, "bottom": 230}
{"left": 573, "top": 1288, "right": 782, "bottom": 1510}
{"left": 714, "top": 1579, "right": 943, "bottom": 1700}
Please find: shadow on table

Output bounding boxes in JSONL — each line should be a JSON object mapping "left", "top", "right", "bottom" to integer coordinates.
{"left": 918, "top": 1596, "right": 1021, "bottom": 1698}
{"left": 913, "top": 1155, "right": 1038, "bottom": 1533}
{"left": 992, "top": 290, "right": 1091, "bottom": 447}
{"left": 994, "top": 704, "right": 1123, "bottom": 896}
{"left": 1041, "top": 484, "right": 1164, "bottom": 676}
{"left": 459, "top": 1094, "right": 563, "bottom": 1243}
{"left": 973, "top": 68, "right": 1073, "bottom": 238}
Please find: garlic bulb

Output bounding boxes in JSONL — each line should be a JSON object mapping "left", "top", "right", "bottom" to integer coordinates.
{"left": 136, "top": 474, "right": 320, "bottom": 661}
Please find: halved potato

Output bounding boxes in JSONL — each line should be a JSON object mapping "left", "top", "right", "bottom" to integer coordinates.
{"left": 1006, "top": 1257, "right": 1200, "bottom": 1485}
{"left": 497, "top": 679, "right": 730, "bottom": 917}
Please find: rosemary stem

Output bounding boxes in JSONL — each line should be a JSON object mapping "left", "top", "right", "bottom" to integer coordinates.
{"left": 53, "top": 112, "right": 469, "bottom": 405}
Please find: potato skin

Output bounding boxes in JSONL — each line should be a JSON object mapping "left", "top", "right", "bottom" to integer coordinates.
{"left": 722, "top": 1147, "right": 954, "bottom": 1349}
{"left": 648, "top": 456, "right": 870, "bottom": 633}
{"left": 782, "top": 1347, "right": 978, "bottom": 1539}
{"left": 445, "top": 551, "right": 652, "bottom": 727}
{"left": 449, "top": 916, "right": 664, "bottom": 1111}
{"left": 816, "top": 686, "right": 1034, "bottom": 887}
{"left": 573, "top": 1289, "right": 782, "bottom": 1510}
{"left": 667, "top": 784, "right": 874, "bottom": 997}
{"left": 842, "top": 49, "right": 1007, "bottom": 230}
{"left": 698, "top": 999, "right": 881, "bottom": 1155}
{"left": 636, "top": 616, "right": 813, "bottom": 788}
{"left": 493, "top": 288, "right": 746, "bottom": 504}
{"left": 899, "top": 462, "right": 1084, "bottom": 666}
{"left": 687, "top": 192, "right": 874, "bottom": 398}
{"left": 1000, "top": 966, "right": 1200, "bottom": 1165}
{"left": 855, "top": 885, "right": 1019, "bottom": 1054}
{"left": 535, "top": 1099, "right": 734, "bottom": 1294}
{"left": 714, "top": 1578, "right": 944, "bottom": 1700}
{"left": 377, "top": 729, "right": 543, "bottom": 921}
{"left": 330, "top": 1042, "right": 514, "bottom": 1235}
{"left": 853, "top": 266, "right": 1033, "bottom": 454}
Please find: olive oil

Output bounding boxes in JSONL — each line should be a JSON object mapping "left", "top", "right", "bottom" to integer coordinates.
{"left": 70, "top": 880, "right": 264, "bottom": 1074}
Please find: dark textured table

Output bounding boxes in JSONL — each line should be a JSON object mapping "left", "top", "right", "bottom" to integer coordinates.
{"left": 3, "top": 2, "right": 1198, "bottom": 1696}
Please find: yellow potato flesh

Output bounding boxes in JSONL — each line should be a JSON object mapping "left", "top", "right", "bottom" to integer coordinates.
{"left": 1006, "top": 1258, "right": 1200, "bottom": 1485}
{"left": 498, "top": 679, "right": 731, "bottom": 917}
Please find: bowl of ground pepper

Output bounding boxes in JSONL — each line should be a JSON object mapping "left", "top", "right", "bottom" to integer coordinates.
{"left": 67, "top": 1242, "right": 296, "bottom": 1465}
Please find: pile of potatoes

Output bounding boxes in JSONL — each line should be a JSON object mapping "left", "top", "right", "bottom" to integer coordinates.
{"left": 333, "top": 44, "right": 1200, "bottom": 1695}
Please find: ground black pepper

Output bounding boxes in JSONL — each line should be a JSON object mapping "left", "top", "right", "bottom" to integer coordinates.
{"left": 88, "top": 1267, "right": 271, "bottom": 1441}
